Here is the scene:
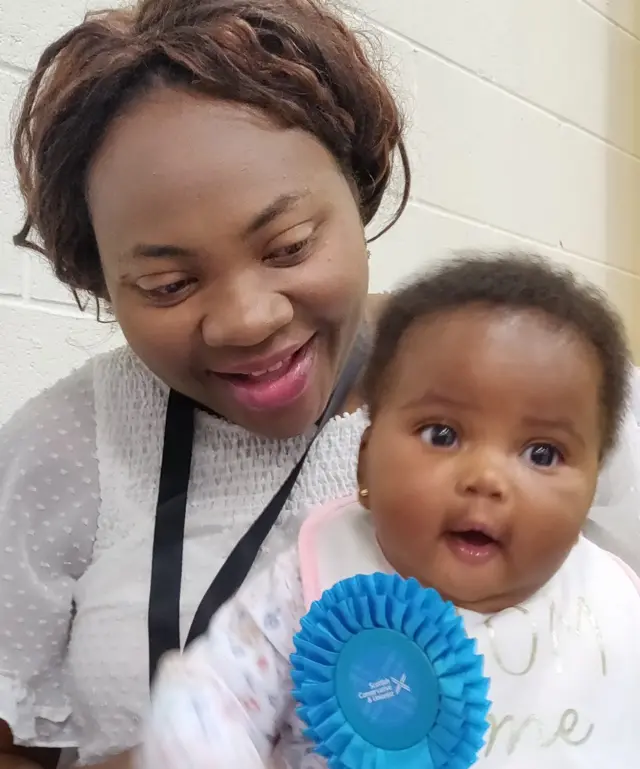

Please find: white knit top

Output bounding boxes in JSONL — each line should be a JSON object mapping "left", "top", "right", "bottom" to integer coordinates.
{"left": 0, "top": 346, "right": 638, "bottom": 765}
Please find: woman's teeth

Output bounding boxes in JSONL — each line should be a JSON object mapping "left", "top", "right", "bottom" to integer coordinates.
{"left": 247, "top": 358, "right": 290, "bottom": 378}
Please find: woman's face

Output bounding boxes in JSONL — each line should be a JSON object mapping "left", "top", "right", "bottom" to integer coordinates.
{"left": 88, "top": 87, "right": 368, "bottom": 438}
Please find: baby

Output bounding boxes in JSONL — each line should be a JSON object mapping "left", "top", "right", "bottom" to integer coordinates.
{"left": 140, "top": 252, "right": 640, "bottom": 768}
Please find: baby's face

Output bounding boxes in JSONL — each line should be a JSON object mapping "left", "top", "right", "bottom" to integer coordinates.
{"left": 358, "top": 305, "right": 603, "bottom": 613}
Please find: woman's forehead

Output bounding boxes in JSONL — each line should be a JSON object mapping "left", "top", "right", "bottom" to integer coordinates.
{"left": 89, "top": 87, "right": 336, "bottom": 197}
{"left": 87, "top": 87, "right": 347, "bottom": 253}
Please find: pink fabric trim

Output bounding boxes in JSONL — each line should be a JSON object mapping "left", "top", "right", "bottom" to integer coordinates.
{"left": 298, "top": 504, "right": 640, "bottom": 607}
{"left": 298, "top": 494, "right": 357, "bottom": 609}
{"left": 607, "top": 551, "right": 640, "bottom": 595}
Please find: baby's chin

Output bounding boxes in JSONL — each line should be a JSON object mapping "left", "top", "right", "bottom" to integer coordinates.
{"left": 435, "top": 580, "right": 543, "bottom": 615}
{"left": 392, "top": 565, "right": 522, "bottom": 614}
{"left": 386, "top": 544, "right": 543, "bottom": 614}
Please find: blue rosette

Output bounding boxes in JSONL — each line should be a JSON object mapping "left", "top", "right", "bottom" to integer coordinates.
{"left": 291, "top": 573, "right": 490, "bottom": 769}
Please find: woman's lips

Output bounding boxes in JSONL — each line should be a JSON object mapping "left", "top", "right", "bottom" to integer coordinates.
{"left": 210, "top": 338, "right": 316, "bottom": 412}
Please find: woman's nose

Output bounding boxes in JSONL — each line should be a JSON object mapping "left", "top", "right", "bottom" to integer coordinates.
{"left": 200, "top": 281, "right": 294, "bottom": 349}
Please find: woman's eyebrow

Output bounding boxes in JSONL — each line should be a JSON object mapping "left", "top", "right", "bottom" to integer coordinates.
{"left": 130, "top": 243, "right": 196, "bottom": 259}
{"left": 127, "top": 190, "right": 313, "bottom": 260}
{"left": 244, "top": 191, "right": 310, "bottom": 237}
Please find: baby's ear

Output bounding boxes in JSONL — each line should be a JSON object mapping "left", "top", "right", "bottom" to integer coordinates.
{"left": 356, "top": 426, "right": 371, "bottom": 510}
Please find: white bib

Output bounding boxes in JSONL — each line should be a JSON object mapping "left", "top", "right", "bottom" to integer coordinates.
{"left": 298, "top": 496, "right": 640, "bottom": 767}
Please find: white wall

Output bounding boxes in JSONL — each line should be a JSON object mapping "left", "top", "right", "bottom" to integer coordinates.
{"left": 0, "top": 0, "right": 639, "bottom": 424}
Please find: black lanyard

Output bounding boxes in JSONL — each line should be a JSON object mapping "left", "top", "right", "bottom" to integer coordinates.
{"left": 147, "top": 343, "right": 366, "bottom": 683}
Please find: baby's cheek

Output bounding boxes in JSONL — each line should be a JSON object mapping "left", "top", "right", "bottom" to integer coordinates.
{"left": 532, "top": 506, "right": 584, "bottom": 553}
{"left": 375, "top": 499, "right": 441, "bottom": 545}
{"left": 513, "top": 520, "right": 577, "bottom": 587}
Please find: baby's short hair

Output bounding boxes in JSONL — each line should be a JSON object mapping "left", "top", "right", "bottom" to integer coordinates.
{"left": 363, "top": 251, "right": 631, "bottom": 457}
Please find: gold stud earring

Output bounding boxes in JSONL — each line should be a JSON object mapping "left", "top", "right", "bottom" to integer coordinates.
{"left": 359, "top": 488, "right": 369, "bottom": 499}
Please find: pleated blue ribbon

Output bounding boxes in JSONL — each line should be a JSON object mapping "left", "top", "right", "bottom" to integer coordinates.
{"left": 291, "top": 573, "right": 490, "bottom": 769}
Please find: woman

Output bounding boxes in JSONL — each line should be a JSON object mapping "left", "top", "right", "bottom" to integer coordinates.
{"left": 0, "top": 0, "right": 407, "bottom": 766}
{"left": 0, "top": 0, "right": 638, "bottom": 767}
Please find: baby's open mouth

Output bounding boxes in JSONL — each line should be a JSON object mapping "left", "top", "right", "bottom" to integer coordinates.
{"left": 444, "top": 527, "right": 502, "bottom": 564}
{"left": 450, "top": 530, "right": 497, "bottom": 547}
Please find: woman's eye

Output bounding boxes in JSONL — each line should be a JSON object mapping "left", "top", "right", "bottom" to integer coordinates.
{"left": 522, "top": 443, "right": 564, "bottom": 468}
{"left": 268, "top": 237, "right": 312, "bottom": 264}
{"left": 138, "top": 278, "right": 196, "bottom": 305}
{"left": 139, "top": 278, "right": 195, "bottom": 298}
{"left": 155, "top": 281, "right": 188, "bottom": 295}
{"left": 420, "top": 424, "right": 459, "bottom": 448}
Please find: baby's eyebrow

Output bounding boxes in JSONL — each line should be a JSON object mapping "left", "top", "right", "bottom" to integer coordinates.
{"left": 402, "top": 390, "right": 472, "bottom": 412}
{"left": 520, "top": 415, "right": 585, "bottom": 446}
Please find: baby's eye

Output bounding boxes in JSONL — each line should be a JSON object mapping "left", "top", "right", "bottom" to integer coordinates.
{"left": 420, "top": 424, "right": 459, "bottom": 448}
{"left": 522, "top": 443, "right": 564, "bottom": 468}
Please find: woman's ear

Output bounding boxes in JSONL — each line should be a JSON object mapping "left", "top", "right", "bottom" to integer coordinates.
{"left": 357, "top": 426, "right": 371, "bottom": 510}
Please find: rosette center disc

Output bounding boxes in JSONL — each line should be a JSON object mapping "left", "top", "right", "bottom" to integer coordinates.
{"left": 334, "top": 628, "right": 440, "bottom": 751}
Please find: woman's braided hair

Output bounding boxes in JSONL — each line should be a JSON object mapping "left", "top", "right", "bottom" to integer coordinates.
{"left": 13, "top": 0, "right": 410, "bottom": 302}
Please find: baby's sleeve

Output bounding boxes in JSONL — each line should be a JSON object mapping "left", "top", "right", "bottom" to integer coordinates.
{"left": 140, "top": 546, "right": 305, "bottom": 769}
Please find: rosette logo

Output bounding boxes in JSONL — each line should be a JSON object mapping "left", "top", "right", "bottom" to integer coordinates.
{"left": 291, "top": 573, "right": 491, "bottom": 769}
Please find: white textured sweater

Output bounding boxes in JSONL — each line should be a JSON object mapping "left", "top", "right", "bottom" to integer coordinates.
{"left": 0, "top": 346, "right": 638, "bottom": 764}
